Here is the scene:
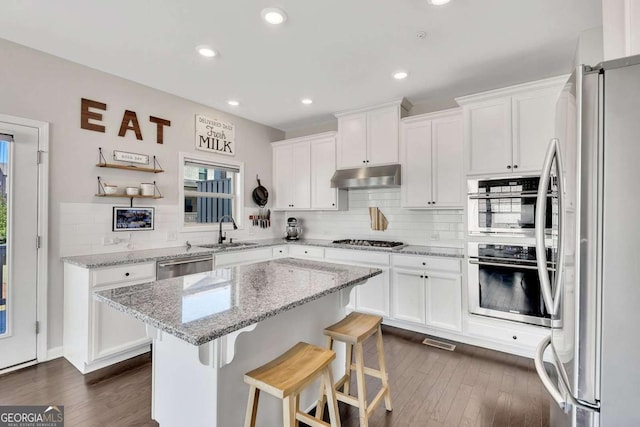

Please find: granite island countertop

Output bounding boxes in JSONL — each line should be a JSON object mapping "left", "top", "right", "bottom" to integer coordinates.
{"left": 94, "top": 257, "right": 382, "bottom": 346}
{"left": 62, "top": 238, "right": 463, "bottom": 269}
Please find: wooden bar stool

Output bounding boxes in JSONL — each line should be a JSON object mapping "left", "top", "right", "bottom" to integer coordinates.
{"left": 316, "top": 312, "right": 392, "bottom": 427}
{"left": 244, "top": 342, "right": 341, "bottom": 427}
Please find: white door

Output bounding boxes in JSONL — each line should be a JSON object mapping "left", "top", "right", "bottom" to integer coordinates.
{"left": 512, "top": 88, "right": 559, "bottom": 173}
{"left": 310, "top": 137, "right": 337, "bottom": 209}
{"left": 355, "top": 267, "right": 389, "bottom": 317}
{"left": 400, "top": 120, "right": 432, "bottom": 208}
{"left": 465, "top": 97, "right": 513, "bottom": 175}
{"left": 337, "top": 113, "right": 367, "bottom": 169}
{"left": 391, "top": 269, "right": 426, "bottom": 324}
{"left": 291, "top": 141, "right": 311, "bottom": 209}
{"left": 0, "top": 125, "right": 39, "bottom": 370}
{"left": 272, "top": 144, "right": 292, "bottom": 209}
{"left": 367, "top": 106, "right": 399, "bottom": 166}
{"left": 425, "top": 272, "right": 462, "bottom": 331}
{"left": 432, "top": 115, "right": 464, "bottom": 208}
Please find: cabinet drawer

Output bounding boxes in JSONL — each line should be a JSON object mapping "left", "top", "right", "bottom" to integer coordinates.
{"left": 92, "top": 262, "right": 156, "bottom": 288}
{"left": 466, "top": 318, "right": 545, "bottom": 349}
{"left": 215, "top": 248, "right": 272, "bottom": 268}
{"left": 289, "top": 245, "right": 324, "bottom": 259}
{"left": 392, "top": 255, "right": 460, "bottom": 272}
{"left": 325, "top": 248, "right": 389, "bottom": 266}
{"left": 272, "top": 246, "right": 289, "bottom": 258}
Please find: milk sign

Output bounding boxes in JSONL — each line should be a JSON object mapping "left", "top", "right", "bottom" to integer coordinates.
{"left": 195, "top": 115, "right": 235, "bottom": 156}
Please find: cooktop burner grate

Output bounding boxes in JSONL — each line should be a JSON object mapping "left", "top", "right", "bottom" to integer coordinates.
{"left": 332, "top": 239, "right": 405, "bottom": 248}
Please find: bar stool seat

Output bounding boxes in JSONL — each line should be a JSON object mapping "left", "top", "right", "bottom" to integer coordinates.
{"left": 316, "top": 312, "right": 392, "bottom": 427}
{"left": 244, "top": 342, "right": 341, "bottom": 427}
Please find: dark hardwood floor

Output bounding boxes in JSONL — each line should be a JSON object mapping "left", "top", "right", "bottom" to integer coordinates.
{"left": 0, "top": 326, "right": 550, "bottom": 426}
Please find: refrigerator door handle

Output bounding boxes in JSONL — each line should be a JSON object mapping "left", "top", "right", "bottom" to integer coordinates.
{"left": 535, "top": 336, "right": 601, "bottom": 413}
{"left": 536, "top": 139, "right": 560, "bottom": 315}
{"left": 535, "top": 336, "right": 569, "bottom": 411}
{"left": 553, "top": 137, "right": 566, "bottom": 316}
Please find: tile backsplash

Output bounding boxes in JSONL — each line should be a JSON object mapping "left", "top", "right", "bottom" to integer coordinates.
{"left": 286, "top": 188, "right": 464, "bottom": 246}
{"left": 59, "top": 203, "right": 284, "bottom": 257}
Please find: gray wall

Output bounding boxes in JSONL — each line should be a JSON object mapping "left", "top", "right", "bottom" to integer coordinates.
{"left": 0, "top": 38, "right": 285, "bottom": 351}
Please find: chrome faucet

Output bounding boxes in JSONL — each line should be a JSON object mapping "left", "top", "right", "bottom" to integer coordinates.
{"left": 218, "top": 215, "right": 238, "bottom": 244}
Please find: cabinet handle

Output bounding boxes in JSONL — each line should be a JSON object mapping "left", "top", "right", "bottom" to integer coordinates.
{"left": 507, "top": 165, "right": 512, "bottom": 169}
{"left": 366, "top": 160, "right": 370, "bottom": 163}
{"left": 427, "top": 201, "right": 432, "bottom": 205}
{"left": 513, "top": 335, "right": 518, "bottom": 340}
{"left": 362, "top": 160, "right": 366, "bottom": 164}
{"left": 432, "top": 201, "right": 436, "bottom": 204}
{"left": 422, "top": 262, "right": 426, "bottom": 266}
{"left": 304, "top": 251, "right": 308, "bottom": 254}
{"left": 332, "top": 203, "right": 335, "bottom": 206}
{"left": 125, "top": 272, "right": 130, "bottom": 277}
{"left": 420, "top": 275, "right": 424, "bottom": 278}
{"left": 513, "top": 164, "right": 518, "bottom": 169}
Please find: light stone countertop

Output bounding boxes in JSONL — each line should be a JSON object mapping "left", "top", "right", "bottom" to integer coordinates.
{"left": 94, "top": 258, "right": 382, "bottom": 345}
{"left": 62, "top": 238, "right": 463, "bottom": 269}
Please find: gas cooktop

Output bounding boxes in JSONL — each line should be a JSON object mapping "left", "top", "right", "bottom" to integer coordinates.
{"left": 332, "top": 239, "right": 405, "bottom": 249}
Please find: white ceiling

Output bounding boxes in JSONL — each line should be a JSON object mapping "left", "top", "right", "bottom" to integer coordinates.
{"left": 0, "top": 0, "right": 602, "bottom": 131}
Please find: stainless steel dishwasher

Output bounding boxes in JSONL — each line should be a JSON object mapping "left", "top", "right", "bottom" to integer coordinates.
{"left": 156, "top": 255, "right": 214, "bottom": 280}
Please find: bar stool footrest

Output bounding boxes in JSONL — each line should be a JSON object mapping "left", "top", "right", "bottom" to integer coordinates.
{"left": 366, "top": 386, "right": 391, "bottom": 416}
{"left": 335, "top": 391, "right": 360, "bottom": 407}
{"left": 297, "top": 411, "right": 331, "bottom": 427}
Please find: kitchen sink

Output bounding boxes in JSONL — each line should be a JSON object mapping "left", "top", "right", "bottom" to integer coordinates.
{"left": 196, "top": 242, "right": 259, "bottom": 249}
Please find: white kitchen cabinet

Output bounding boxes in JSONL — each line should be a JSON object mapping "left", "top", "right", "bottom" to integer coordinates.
{"left": 335, "top": 100, "right": 410, "bottom": 170}
{"left": 63, "top": 262, "right": 154, "bottom": 374}
{"left": 324, "top": 248, "right": 390, "bottom": 317}
{"left": 272, "top": 140, "right": 310, "bottom": 210}
{"left": 400, "top": 109, "right": 463, "bottom": 209}
{"left": 310, "top": 136, "right": 339, "bottom": 209}
{"left": 214, "top": 247, "right": 273, "bottom": 268}
{"left": 392, "top": 269, "right": 426, "bottom": 324}
{"left": 457, "top": 76, "right": 567, "bottom": 176}
{"left": 272, "top": 132, "right": 345, "bottom": 211}
{"left": 391, "top": 254, "right": 462, "bottom": 332}
{"left": 425, "top": 272, "right": 462, "bottom": 331}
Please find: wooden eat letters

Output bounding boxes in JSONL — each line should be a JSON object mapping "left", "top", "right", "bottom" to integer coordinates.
{"left": 80, "top": 98, "right": 171, "bottom": 144}
{"left": 118, "top": 110, "right": 143, "bottom": 140}
{"left": 80, "top": 98, "right": 107, "bottom": 133}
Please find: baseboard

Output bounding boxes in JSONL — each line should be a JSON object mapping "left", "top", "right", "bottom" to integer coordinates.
{"left": 45, "top": 346, "right": 64, "bottom": 361}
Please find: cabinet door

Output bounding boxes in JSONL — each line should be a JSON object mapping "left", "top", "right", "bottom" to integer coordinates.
{"left": 512, "top": 88, "right": 559, "bottom": 173}
{"left": 337, "top": 113, "right": 367, "bottom": 169}
{"left": 391, "top": 269, "right": 426, "bottom": 324}
{"left": 367, "top": 106, "right": 400, "bottom": 166}
{"left": 425, "top": 272, "right": 461, "bottom": 331}
{"left": 310, "top": 136, "right": 338, "bottom": 209}
{"left": 91, "top": 300, "right": 149, "bottom": 362}
{"left": 432, "top": 115, "right": 464, "bottom": 208}
{"left": 400, "top": 120, "right": 432, "bottom": 208}
{"left": 355, "top": 267, "right": 389, "bottom": 317}
{"left": 272, "top": 144, "right": 292, "bottom": 209}
{"left": 465, "top": 98, "right": 513, "bottom": 175}
{"left": 291, "top": 141, "right": 311, "bottom": 209}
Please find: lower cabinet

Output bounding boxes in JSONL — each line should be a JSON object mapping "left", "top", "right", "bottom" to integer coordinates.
{"left": 392, "top": 268, "right": 462, "bottom": 332}
{"left": 63, "top": 262, "right": 154, "bottom": 374}
{"left": 353, "top": 267, "right": 390, "bottom": 317}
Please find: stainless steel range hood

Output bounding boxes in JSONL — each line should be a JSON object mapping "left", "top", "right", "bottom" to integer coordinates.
{"left": 330, "top": 164, "right": 401, "bottom": 189}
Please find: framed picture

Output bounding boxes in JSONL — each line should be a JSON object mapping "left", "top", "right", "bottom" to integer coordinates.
{"left": 112, "top": 207, "right": 155, "bottom": 231}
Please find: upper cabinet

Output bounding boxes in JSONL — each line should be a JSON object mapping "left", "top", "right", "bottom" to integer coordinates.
{"left": 272, "top": 132, "right": 347, "bottom": 211}
{"left": 335, "top": 100, "right": 411, "bottom": 170}
{"left": 456, "top": 76, "right": 567, "bottom": 176}
{"left": 400, "top": 109, "right": 464, "bottom": 209}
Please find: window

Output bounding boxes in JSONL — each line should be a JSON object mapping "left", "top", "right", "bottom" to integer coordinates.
{"left": 179, "top": 153, "right": 243, "bottom": 231}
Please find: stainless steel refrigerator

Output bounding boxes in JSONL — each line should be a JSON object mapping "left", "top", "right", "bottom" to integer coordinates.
{"left": 533, "top": 56, "right": 640, "bottom": 426}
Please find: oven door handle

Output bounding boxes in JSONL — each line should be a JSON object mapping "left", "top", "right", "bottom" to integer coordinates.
{"left": 468, "top": 259, "right": 554, "bottom": 271}
{"left": 536, "top": 138, "right": 564, "bottom": 316}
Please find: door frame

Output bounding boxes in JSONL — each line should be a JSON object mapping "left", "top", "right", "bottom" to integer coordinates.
{"left": 0, "top": 113, "right": 49, "bottom": 367}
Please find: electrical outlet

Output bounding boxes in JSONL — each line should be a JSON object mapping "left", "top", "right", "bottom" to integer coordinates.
{"left": 167, "top": 231, "right": 177, "bottom": 241}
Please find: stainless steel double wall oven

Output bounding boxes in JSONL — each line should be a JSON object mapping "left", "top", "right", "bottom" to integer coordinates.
{"left": 467, "top": 175, "right": 559, "bottom": 326}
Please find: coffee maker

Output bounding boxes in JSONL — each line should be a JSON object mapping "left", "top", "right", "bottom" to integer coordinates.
{"left": 285, "top": 217, "right": 302, "bottom": 241}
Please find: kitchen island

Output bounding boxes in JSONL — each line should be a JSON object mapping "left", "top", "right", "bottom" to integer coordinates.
{"left": 95, "top": 257, "right": 382, "bottom": 427}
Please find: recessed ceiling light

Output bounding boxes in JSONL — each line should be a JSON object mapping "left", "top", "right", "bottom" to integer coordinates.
{"left": 227, "top": 100, "right": 239, "bottom": 107}
{"left": 428, "top": 0, "right": 451, "bottom": 5}
{"left": 301, "top": 98, "right": 313, "bottom": 105}
{"left": 393, "top": 71, "right": 409, "bottom": 80}
{"left": 196, "top": 45, "right": 217, "bottom": 58}
{"left": 261, "top": 7, "right": 287, "bottom": 25}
